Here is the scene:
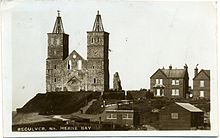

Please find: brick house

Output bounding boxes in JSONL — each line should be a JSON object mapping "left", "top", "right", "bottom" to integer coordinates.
{"left": 193, "top": 67, "right": 210, "bottom": 99}
{"left": 150, "top": 65, "right": 189, "bottom": 99}
{"left": 159, "top": 102, "right": 204, "bottom": 130}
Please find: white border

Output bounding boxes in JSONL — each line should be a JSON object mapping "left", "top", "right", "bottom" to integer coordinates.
{"left": 1, "top": 0, "right": 219, "bottom": 137}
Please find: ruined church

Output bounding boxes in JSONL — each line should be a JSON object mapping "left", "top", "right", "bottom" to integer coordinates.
{"left": 46, "top": 11, "right": 109, "bottom": 92}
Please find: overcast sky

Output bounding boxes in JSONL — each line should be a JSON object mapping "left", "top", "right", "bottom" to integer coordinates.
{"left": 1, "top": 1, "right": 217, "bottom": 110}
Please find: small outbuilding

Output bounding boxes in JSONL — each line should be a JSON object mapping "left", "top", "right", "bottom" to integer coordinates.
{"left": 105, "top": 109, "right": 134, "bottom": 127}
{"left": 159, "top": 102, "right": 204, "bottom": 130}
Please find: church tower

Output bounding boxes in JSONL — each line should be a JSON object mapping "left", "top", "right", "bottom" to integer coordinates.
{"left": 46, "top": 11, "right": 69, "bottom": 92}
{"left": 87, "top": 11, "right": 109, "bottom": 92}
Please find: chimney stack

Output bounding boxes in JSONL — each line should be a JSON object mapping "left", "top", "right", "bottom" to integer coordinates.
{"left": 169, "top": 65, "right": 172, "bottom": 70}
{"left": 184, "top": 64, "right": 188, "bottom": 71}
{"left": 194, "top": 64, "right": 199, "bottom": 77}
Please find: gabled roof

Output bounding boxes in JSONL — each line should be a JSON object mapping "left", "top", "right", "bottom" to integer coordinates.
{"left": 176, "top": 102, "right": 203, "bottom": 112}
{"left": 150, "top": 69, "right": 167, "bottom": 79}
{"left": 193, "top": 69, "right": 210, "bottom": 80}
{"left": 151, "top": 68, "right": 187, "bottom": 79}
{"left": 203, "top": 70, "right": 210, "bottom": 77}
{"left": 67, "top": 50, "right": 85, "bottom": 61}
{"left": 161, "top": 69, "right": 186, "bottom": 78}
{"left": 67, "top": 76, "right": 81, "bottom": 83}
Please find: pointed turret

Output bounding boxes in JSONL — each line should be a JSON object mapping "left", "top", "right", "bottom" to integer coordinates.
{"left": 87, "top": 11, "right": 109, "bottom": 92}
{"left": 92, "top": 11, "right": 104, "bottom": 32}
{"left": 52, "top": 10, "right": 65, "bottom": 33}
{"left": 46, "top": 10, "right": 69, "bottom": 92}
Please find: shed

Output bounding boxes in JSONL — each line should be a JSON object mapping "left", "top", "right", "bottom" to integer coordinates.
{"left": 159, "top": 102, "right": 204, "bottom": 130}
{"left": 105, "top": 109, "right": 134, "bottom": 127}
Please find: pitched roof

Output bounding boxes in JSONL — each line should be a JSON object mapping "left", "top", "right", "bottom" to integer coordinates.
{"left": 202, "top": 70, "right": 210, "bottom": 78}
{"left": 52, "top": 11, "right": 65, "bottom": 33}
{"left": 176, "top": 102, "right": 203, "bottom": 112}
{"left": 161, "top": 69, "right": 186, "bottom": 78}
{"left": 69, "top": 50, "right": 85, "bottom": 60}
{"left": 150, "top": 69, "right": 167, "bottom": 78}
{"left": 92, "top": 11, "right": 104, "bottom": 32}
{"left": 193, "top": 69, "right": 210, "bottom": 80}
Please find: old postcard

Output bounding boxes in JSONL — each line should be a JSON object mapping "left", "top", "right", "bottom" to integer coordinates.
{"left": 1, "top": 0, "right": 218, "bottom": 137}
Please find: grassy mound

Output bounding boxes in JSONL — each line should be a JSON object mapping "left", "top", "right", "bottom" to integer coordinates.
{"left": 85, "top": 100, "right": 105, "bottom": 114}
{"left": 17, "top": 91, "right": 101, "bottom": 115}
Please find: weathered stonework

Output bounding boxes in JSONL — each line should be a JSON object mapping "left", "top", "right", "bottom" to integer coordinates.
{"left": 46, "top": 11, "right": 109, "bottom": 92}
{"left": 113, "top": 72, "right": 122, "bottom": 91}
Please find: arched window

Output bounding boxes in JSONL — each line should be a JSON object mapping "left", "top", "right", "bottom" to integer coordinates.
{"left": 94, "top": 78, "right": 96, "bottom": 84}
{"left": 77, "top": 60, "right": 82, "bottom": 70}
{"left": 67, "top": 60, "right": 72, "bottom": 70}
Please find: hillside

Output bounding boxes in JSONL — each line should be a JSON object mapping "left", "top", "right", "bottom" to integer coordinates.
{"left": 17, "top": 91, "right": 100, "bottom": 115}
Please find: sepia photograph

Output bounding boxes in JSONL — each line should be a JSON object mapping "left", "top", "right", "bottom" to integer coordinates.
{"left": 1, "top": 0, "right": 218, "bottom": 137}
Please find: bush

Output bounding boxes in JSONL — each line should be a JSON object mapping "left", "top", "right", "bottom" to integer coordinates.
{"left": 102, "top": 92, "right": 125, "bottom": 100}
{"left": 85, "top": 100, "right": 104, "bottom": 114}
{"left": 145, "top": 92, "right": 154, "bottom": 99}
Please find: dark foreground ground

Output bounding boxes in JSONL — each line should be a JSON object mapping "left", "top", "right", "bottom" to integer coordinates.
{"left": 13, "top": 91, "right": 210, "bottom": 131}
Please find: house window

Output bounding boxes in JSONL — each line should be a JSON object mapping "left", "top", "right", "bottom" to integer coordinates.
{"left": 67, "top": 60, "right": 71, "bottom": 70}
{"left": 172, "top": 79, "right": 179, "bottom": 85}
{"left": 156, "top": 79, "right": 159, "bottom": 84}
{"left": 156, "top": 79, "right": 163, "bottom": 85}
{"left": 54, "top": 65, "right": 56, "bottom": 69}
{"left": 172, "top": 89, "right": 175, "bottom": 95}
{"left": 77, "top": 60, "right": 82, "bottom": 70}
{"left": 161, "top": 90, "right": 165, "bottom": 96}
{"left": 176, "top": 80, "right": 179, "bottom": 85}
{"left": 171, "top": 113, "right": 178, "bottom": 119}
{"left": 160, "top": 79, "right": 163, "bottom": 84}
{"left": 107, "top": 114, "right": 117, "bottom": 119}
{"left": 176, "top": 89, "right": 179, "bottom": 95}
{"left": 172, "top": 89, "right": 179, "bottom": 96}
{"left": 54, "top": 78, "right": 56, "bottom": 82}
{"left": 156, "top": 89, "right": 160, "bottom": 96}
{"left": 92, "top": 65, "right": 95, "bottom": 69}
{"left": 123, "top": 114, "right": 133, "bottom": 119}
{"left": 200, "top": 80, "right": 205, "bottom": 87}
{"left": 200, "top": 91, "right": 204, "bottom": 97}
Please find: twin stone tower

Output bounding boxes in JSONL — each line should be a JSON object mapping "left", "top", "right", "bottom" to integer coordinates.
{"left": 46, "top": 11, "right": 111, "bottom": 92}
